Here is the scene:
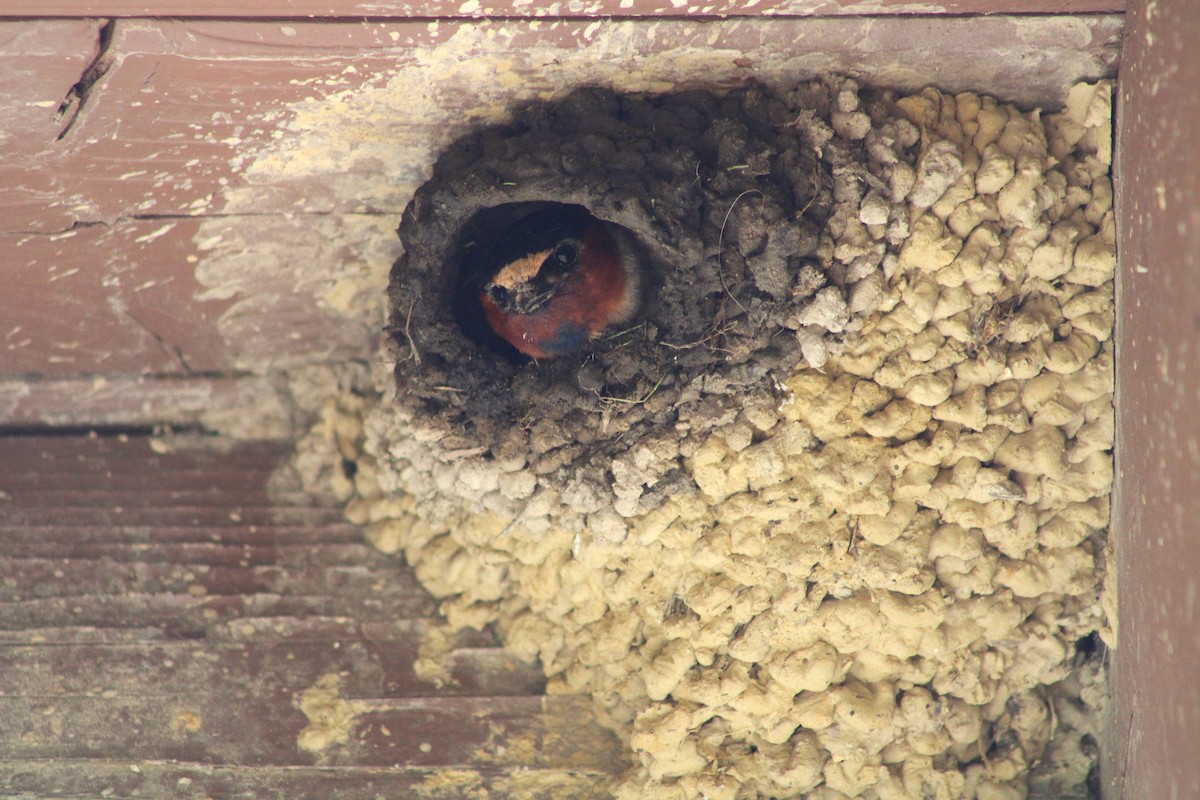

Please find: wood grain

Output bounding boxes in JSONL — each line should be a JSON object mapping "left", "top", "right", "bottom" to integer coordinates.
{"left": 0, "top": 435, "right": 624, "bottom": 798}
{"left": 0, "top": 0, "right": 1127, "bottom": 18}
{"left": 1109, "top": 0, "right": 1200, "bottom": 797}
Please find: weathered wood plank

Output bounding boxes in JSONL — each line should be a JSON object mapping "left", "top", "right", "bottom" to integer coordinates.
{"left": 3, "top": 220, "right": 238, "bottom": 374}
{"left": 0, "top": 617, "right": 499, "bottom": 646}
{"left": 1110, "top": 0, "right": 1200, "bottom": 797}
{"left": 0, "top": 638, "right": 544, "bottom": 700}
{"left": 4, "top": 20, "right": 438, "bottom": 232}
{"left": 0, "top": 540, "right": 387, "bottom": 566}
{"left": 0, "top": 759, "right": 617, "bottom": 800}
{"left": 0, "top": 506, "right": 348, "bottom": 526}
{"left": 0, "top": 525, "right": 364, "bottom": 544}
{"left": 0, "top": 0, "right": 1128, "bottom": 18}
{"left": 0, "top": 590, "right": 435, "bottom": 632}
{"left": 0, "top": 694, "right": 612, "bottom": 768}
{"left": 0, "top": 558, "right": 422, "bottom": 600}
{"left": 0, "top": 434, "right": 289, "bottom": 470}
{"left": 31, "top": 16, "right": 1119, "bottom": 227}
{"left": 0, "top": 435, "right": 618, "bottom": 793}
{"left": 209, "top": 616, "right": 503, "bottom": 647}
{"left": 0, "top": 20, "right": 107, "bottom": 153}
{"left": 2, "top": 213, "right": 380, "bottom": 375}
{"left": 0, "top": 465, "right": 294, "bottom": 492}
{"left": 0, "top": 377, "right": 296, "bottom": 435}
{"left": 0, "top": 489, "right": 327, "bottom": 507}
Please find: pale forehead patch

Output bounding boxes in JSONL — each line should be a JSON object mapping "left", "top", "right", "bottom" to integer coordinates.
{"left": 491, "top": 249, "right": 551, "bottom": 290}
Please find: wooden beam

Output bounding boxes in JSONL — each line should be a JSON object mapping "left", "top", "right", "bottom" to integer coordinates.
{"left": 1109, "top": 0, "right": 1200, "bottom": 798}
{"left": 0, "top": 1, "right": 1128, "bottom": 19}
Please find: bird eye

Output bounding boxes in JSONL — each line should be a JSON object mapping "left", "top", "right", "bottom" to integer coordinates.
{"left": 553, "top": 242, "right": 578, "bottom": 266}
{"left": 487, "top": 284, "right": 509, "bottom": 304}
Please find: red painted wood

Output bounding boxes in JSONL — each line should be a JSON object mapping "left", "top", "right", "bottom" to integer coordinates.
{"left": 0, "top": 638, "right": 544, "bottom": 699}
{"left": 0, "top": 0, "right": 1128, "bottom": 18}
{"left": 1110, "top": 0, "right": 1200, "bottom": 798}
{"left": 0, "top": 760, "right": 616, "bottom": 800}
{"left": 0, "top": 376, "right": 291, "bottom": 430}
{"left": 5, "top": 220, "right": 237, "bottom": 374}
{"left": 4, "top": 16, "right": 1126, "bottom": 233}
{"left": 0, "top": 694, "right": 595, "bottom": 765}
{"left": 0, "top": 21, "right": 106, "bottom": 145}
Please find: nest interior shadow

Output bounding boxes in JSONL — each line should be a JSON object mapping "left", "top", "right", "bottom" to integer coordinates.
{"left": 389, "top": 84, "right": 869, "bottom": 465}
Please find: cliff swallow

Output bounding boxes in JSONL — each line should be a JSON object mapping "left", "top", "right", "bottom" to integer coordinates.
{"left": 477, "top": 206, "right": 644, "bottom": 359}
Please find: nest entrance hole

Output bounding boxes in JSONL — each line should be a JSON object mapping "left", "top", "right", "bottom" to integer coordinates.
{"left": 390, "top": 84, "right": 848, "bottom": 461}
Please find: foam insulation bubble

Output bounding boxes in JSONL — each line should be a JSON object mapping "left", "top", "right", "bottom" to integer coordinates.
{"left": 295, "top": 78, "right": 1115, "bottom": 798}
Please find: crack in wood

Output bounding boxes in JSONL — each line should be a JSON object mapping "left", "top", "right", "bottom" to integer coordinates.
{"left": 55, "top": 19, "right": 117, "bottom": 142}
{"left": 116, "top": 306, "right": 196, "bottom": 375}
{"left": 2, "top": 220, "right": 109, "bottom": 238}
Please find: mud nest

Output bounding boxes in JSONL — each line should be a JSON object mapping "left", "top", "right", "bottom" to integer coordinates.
{"left": 318, "top": 78, "right": 1118, "bottom": 798}
{"left": 390, "top": 83, "right": 896, "bottom": 473}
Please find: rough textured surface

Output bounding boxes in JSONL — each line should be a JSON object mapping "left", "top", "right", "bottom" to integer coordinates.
{"left": 392, "top": 82, "right": 842, "bottom": 468}
{"left": 300, "top": 79, "right": 1117, "bottom": 798}
{"left": 0, "top": 434, "right": 623, "bottom": 799}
